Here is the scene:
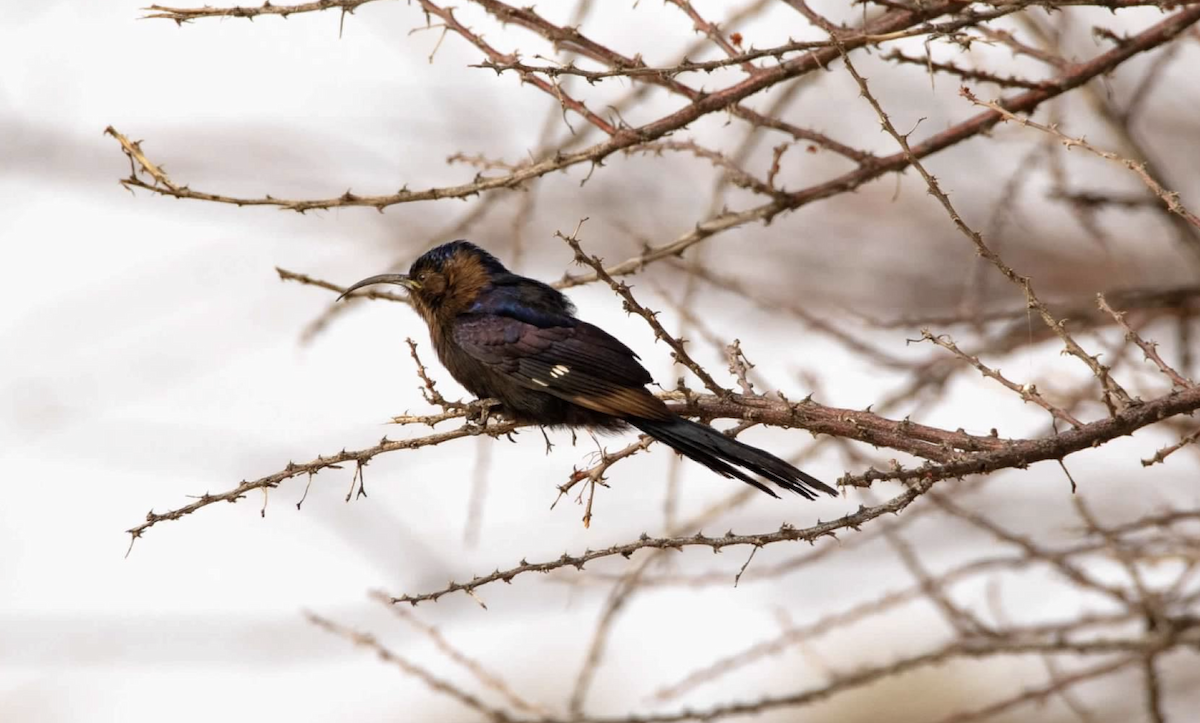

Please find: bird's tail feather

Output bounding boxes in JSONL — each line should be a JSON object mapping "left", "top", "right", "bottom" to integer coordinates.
{"left": 631, "top": 417, "right": 836, "bottom": 500}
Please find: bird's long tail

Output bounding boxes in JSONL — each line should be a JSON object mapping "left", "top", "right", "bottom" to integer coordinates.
{"left": 630, "top": 416, "right": 837, "bottom": 500}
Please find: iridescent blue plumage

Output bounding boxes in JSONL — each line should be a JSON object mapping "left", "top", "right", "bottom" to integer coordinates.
{"left": 416, "top": 240, "right": 508, "bottom": 276}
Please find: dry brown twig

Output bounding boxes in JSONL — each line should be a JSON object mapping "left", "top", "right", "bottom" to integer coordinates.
{"left": 276, "top": 267, "right": 410, "bottom": 305}
{"left": 371, "top": 590, "right": 549, "bottom": 716}
{"left": 1141, "top": 426, "right": 1200, "bottom": 467}
{"left": 1097, "top": 294, "right": 1195, "bottom": 390}
{"left": 306, "top": 609, "right": 513, "bottom": 721}
{"left": 963, "top": 87, "right": 1200, "bottom": 231}
{"left": 917, "top": 329, "right": 1086, "bottom": 428}
{"left": 558, "top": 219, "right": 728, "bottom": 397}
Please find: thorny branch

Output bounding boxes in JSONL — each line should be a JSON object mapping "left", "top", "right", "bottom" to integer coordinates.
{"left": 559, "top": 221, "right": 728, "bottom": 397}
{"left": 113, "top": 4, "right": 1200, "bottom": 222}
{"left": 963, "top": 88, "right": 1200, "bottom": 231}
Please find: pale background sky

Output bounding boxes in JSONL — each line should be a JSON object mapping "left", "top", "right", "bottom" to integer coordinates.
{"left": 2, "top": 2, "right": 1198, "bottom": 721}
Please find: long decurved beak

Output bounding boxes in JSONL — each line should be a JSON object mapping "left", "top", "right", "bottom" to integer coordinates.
{"left": 336, "top": 273, "right": 414, "bottom": 302}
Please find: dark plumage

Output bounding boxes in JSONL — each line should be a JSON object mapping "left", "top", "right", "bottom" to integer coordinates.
{"left": 339, "top": 241, "right": 836, "bottom": 500}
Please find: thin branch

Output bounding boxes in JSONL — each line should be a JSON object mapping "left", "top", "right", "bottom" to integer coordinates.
{"left": 918, "top": 329, "right": 1085, "bottom": 428}
{"left": 964, "top": 88, "right": 1200, "bottom": 231}
{"left": 416, "top": 1, "right": 616, "bottom": 137}
{"left": 558, "top": 221, "right": 728, "bottom": 396}
{"left": 305, "top": 610, "right": 513, "bottom": 722}
{"left": 884, "top": 48, "right": 1051, "bottom": 90}
{"left": 389, "top": 488, "right": 936, "bottom": 606}
{"left": 277, "top": 267, "right": 409, "bottom": 305}
{"left": 372, "top": 591, "right": 548, "bottom": 716}
{"left": 144, "top": 0, "right": 380, "bottom": 21}
{"left": 126, "top": 412, "right": 518, "bottom": 544}
{"left": 1141, "top": 427, "right": 1200, "bottom": 467}
{"left": 1098, "top": 294, "right": 1194, "bottom": 389}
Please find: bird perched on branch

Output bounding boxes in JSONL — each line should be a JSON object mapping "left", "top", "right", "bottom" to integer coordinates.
{"left": 339, "top": 241, "right": 835, "bottom": 500}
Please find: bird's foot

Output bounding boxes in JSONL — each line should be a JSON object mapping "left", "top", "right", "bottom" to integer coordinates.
{"left": 465, "top": 398, "right": 504, "bottom": 429}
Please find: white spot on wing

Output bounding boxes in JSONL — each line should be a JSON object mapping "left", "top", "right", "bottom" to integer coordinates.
{"left": 550, "top": 364, "right": 570, "bottom": 378}
{"left": 532, "top": 378, "right": 550, "bottom": 387}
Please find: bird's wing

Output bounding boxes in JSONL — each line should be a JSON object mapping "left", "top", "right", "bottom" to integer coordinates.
{"left": 452, "top": 313, "right": 669, "bottom": 420}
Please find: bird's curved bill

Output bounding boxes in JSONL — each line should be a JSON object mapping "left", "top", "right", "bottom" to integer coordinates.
{"left": 336, "top": 274, "right": 414, "bottom": 301}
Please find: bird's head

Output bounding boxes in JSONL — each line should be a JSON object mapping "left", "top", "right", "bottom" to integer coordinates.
{"left": 338, "top": 240, "right": 509, "bottom": 323}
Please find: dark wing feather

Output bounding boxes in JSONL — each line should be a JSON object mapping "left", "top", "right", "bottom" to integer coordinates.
{"left": 452, "top": 313, "right": 668, "bottom": 420}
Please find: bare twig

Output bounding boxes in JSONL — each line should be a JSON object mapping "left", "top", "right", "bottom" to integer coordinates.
{"left": 1098, "top": 294, "right": 1194, "bottom": 389}
{"left": 306, "top": 610, "right": 513, "bottom": 722}
{"left": 558, "top": 221, "right": 728, "bottom": 396}
{"left": 964, "top": 88, "right": 1200, "bottom": 231}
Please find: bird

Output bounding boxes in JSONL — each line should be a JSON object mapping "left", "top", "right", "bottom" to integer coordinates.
{"left": 338, "top": 240, "right": 836, "bottom": 501}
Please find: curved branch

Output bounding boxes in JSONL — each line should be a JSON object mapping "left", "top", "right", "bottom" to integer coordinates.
{"left": 389, "top": 488, "right": 932, "bottom": 605}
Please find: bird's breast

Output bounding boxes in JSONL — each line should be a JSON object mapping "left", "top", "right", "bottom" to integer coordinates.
{"left": 429, "top": 320, "right": 501, "bottom": 399}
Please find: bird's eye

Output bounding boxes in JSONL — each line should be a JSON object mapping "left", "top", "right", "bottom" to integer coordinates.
{"left": 418, "top": 272, "right": 428, "bottom": 281}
